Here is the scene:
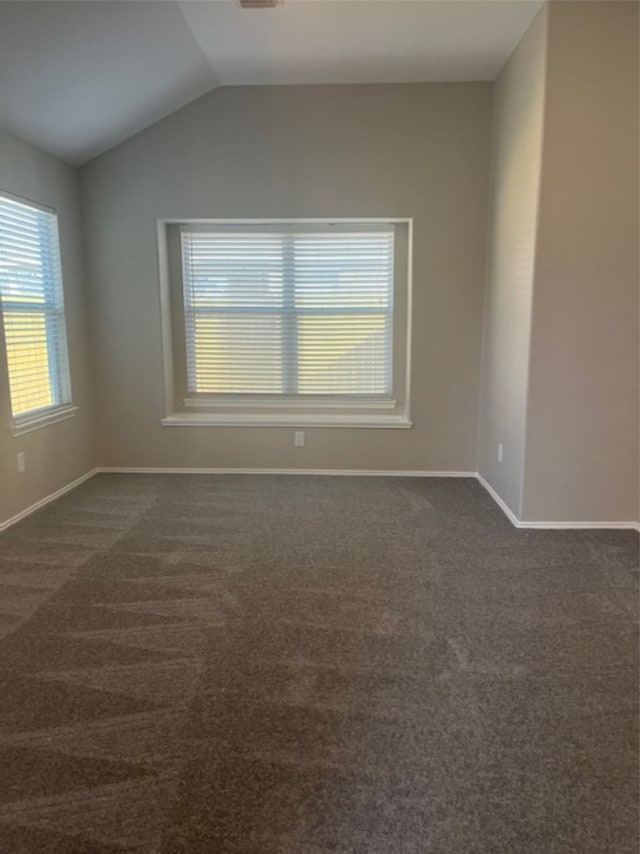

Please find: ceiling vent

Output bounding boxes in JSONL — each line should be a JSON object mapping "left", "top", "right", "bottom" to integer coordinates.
{"left": 239, "top": 0, "right": 283, "bottom": 8}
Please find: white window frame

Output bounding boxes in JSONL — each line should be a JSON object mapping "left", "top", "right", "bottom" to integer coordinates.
{"left": 0, "top": 191, "right": 77, "bottom": 436}
{"left": 156, "top": 218, "right": 413, "bottom": 429}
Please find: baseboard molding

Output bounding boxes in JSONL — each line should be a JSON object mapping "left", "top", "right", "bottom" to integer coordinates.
{"left": 476, "top": 474, "right": 521, "bottom": 526}
{"left": 95, "top": 466, "right": 477, "bottom": 478}
{"left": 0, "top": 468, "right": 99, "bottom": 532}
{"left": 2, "top": 466, "right": 637, "bottom": 533}
{"left": 515, "top": 520, "right": 640, "bottom": 531}
{"left": 476, "top": 473, "right": 640, "bottom": 532}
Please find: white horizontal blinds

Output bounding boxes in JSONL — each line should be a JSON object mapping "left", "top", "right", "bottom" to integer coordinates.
{"left": 0, "top": 194, "right": 71, "bottom": 419}
{"left": 182, "top": 232, "right": 285, "bottom": 394}
{"left": 181, "top": 225, "right": 394, "bottom": 397}
{"left": 294, "top": 231, "right": 393, "bottom": 395}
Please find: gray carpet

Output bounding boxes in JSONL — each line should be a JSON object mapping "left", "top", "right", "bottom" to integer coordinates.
{"left": 0, "top": 473, "right": 637, "bottom": 853}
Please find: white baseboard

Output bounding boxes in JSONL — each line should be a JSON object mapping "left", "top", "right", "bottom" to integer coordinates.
{"left": 476, "top": 474, "right": 521, "bottom": 526}
{"left": 476, "top": 473, "right": 640, "bottom": 532}
{"left": 2, "top": 466, "right": 637, "bottom": 533}
{"left": 95, "top": 466, "right": 477, "bottom": 478}
{"left": 0, "top": 468, "right": 99, "bottom": 532}
{"left": 517, "top": 520, "right": 640, "bottom": 531}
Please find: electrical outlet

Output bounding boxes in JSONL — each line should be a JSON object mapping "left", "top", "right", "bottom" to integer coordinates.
{"left": 497, "top": 443, "right": 503, "bottom": 463}
{"left": 17, "top": 451, "right": 25, "bottom": 473}
{"left": 294, "top": 431, "right": 305, "bottom": 448}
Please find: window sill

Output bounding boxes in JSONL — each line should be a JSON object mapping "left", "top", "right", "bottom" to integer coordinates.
{"left": 11, "top": 404, "right": 79, "bottom": 437}
{"left": 162, "top": 412, "right": 412, "bottom": 429}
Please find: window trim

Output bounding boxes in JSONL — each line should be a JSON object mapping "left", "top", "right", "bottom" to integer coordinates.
{"left": 156, "top": 218, "right": 413, "bottom": 429}
{"left": 10, "top": 403, "right": 78, "bottom": 437}
{"left": 0, "top": 190, "right": 75, "bottom": 434}
{"left": 161, "top": 412, "right": 411, "bottom": 429}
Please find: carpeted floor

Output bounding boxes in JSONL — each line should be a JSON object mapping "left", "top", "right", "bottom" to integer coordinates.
{"left": 0, "top": 474, "right": 637, "bottom": 853}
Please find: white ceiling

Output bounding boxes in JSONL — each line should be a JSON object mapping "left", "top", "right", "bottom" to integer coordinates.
{"left": 0, "top": 0, "right": 542, "bottom": 166}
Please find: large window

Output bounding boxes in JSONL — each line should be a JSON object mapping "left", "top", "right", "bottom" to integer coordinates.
{"left": 0, "top": 193, "right": 72, "bottom": 430}
{"left": 181, "top": 225, "right": 394, "bottom": 398}
{"left": 159, "top": 218, "right": 412, "bottom": 428}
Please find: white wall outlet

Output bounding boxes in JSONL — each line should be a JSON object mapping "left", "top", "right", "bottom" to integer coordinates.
{"left": 17, "top": 451, "right": 25, "bottom": 473}
{"left": 497, "top": 443, "right": 503, "bottom": 463}
{"left": 294, "top": 431, "right": 305, "bottom": 447}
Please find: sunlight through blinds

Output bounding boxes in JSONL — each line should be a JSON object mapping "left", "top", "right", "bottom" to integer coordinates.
{"left": 0, "top": 194, "right": 72, "bottom": 419}
{"left": 181, "top": 226, "right": 394, "bottom": 397}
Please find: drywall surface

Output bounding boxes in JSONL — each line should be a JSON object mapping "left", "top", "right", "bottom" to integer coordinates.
{"left": 0, "top": 128, "right": 95, "bottom": 524}
{"left": 522, "top": 0, "right": 639, "bottom": 523}
{"left": 80, "top": 84, "right": 492, "bottom": 471}
{"left": 477, "top": 7, "right": 547, "bottom": 515}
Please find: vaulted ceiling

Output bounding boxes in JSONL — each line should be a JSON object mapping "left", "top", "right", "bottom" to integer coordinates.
{"left": 0, "top": 0, "right": 542, "bottom": 166}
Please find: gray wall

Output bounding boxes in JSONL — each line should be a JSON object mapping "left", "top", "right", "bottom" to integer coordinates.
{"left": 522, "top": 0, "right": 639, "bottom": 522}
{"left": 80, "top": 84, "right": 492, "bottom": 472}
{"left": 477, "top": 7, "right": 547, "bottom": 515}
{"left": 0, "top": 128, "right": 95, "bottom": 525}
{"left": 479, "top": 0, "right": 639, "bottom": 525}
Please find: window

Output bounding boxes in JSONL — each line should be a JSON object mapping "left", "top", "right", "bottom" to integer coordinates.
{"left": 0, "top": 193, "right": 73, "bottom": 432}
{"left": 182, "top": 225, "right": 393, "bottom": 398}
{"left": 159, "top": 219, "right": 412, "bottom": 428}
